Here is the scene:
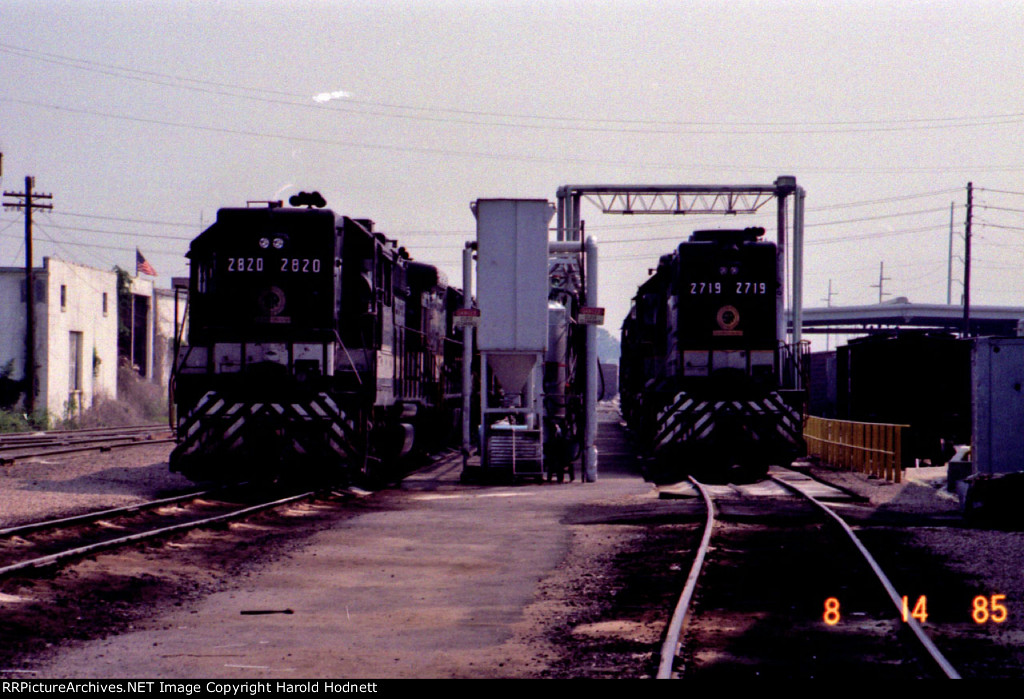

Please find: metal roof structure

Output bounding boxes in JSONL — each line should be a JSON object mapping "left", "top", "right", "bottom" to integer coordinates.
{"left": 793, "top": 298, "right": 1024, "bottom": 336}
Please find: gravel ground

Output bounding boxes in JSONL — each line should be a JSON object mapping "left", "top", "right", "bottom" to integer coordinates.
{"left": 2, "top": 435, "right": 1023, "bottom": 677}
{"left": 0, "top": 442, "right": 190, "bottom": 528}
{"left": 805, "top": 460, "right": 1024, "bottom": 676}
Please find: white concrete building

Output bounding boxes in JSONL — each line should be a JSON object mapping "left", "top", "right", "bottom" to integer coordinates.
{"left": 0, "top": 257, "right": 119, "bottom": 421}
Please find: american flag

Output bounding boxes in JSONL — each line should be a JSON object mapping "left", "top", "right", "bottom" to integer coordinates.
{"left": 136, "top": 249, "right": 157, "bottom": 277}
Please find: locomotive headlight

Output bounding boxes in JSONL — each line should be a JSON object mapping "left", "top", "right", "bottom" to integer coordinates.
{"left": 273, "top": 237, "right": 285, "bottom": 249}
{"left": 259, "top": 237, "right": 270, "bottom": 249}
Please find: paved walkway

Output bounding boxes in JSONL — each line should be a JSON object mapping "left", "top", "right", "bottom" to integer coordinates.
{"left": 27, "top": 409, "right": 657, "bottom": 678}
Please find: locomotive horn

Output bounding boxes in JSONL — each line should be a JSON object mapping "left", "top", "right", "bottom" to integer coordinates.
{"left": 289, "top": 191, "right": 327, "bottom": 208}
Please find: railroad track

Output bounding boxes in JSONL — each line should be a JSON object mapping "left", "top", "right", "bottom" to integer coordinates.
{"left": 0, "top": 486, "right": 317, "bottom": 579}
{"left": 657, "top": 469, "right": 961, "bottom": 679}
{"left": 0, "top": 424, "right": 174, "bottom": 464}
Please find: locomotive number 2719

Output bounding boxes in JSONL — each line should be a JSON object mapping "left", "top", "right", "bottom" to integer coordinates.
{"left": 735, "top": 282, "right": 767, "bottom": 294}
{"left": 689, "top": 281, "right": 768, "bottom": 295}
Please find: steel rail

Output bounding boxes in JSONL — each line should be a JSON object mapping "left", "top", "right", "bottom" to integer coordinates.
{"left": 0, "top": 436, "right": 175, "bottom": 465}
{"left": 0, "top": 491, "right": 315, "bottom": 578}
{"left": 0, "top": 489, "right": 211, "bottom": 538}
{"left": 0, "top": 424, "right": 168, "bottom": 443}
{"left": 769, "top": 474, "right": 961, "bottom": 679}
{"left": 0, "top": 434, "right": 172, "bottom": 450}
{"left": 657, "top": 476, "right": 716, "bottom": 679}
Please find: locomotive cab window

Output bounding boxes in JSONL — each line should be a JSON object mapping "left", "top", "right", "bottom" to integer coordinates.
{"left": 194, "top": 259, "right": 214, "bottom": 295}
{"left": 640, "top": 294, "right": 660, "bottom": 326}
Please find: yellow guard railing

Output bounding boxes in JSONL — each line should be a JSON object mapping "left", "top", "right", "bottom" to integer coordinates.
{"left": 804, "top": 416, "right": 908, "bottom": 483}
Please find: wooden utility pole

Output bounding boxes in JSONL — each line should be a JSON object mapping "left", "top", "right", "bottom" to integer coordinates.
{"left": 947, "top": 201, "right": 954, "bottom": 305}
{"left": 2, "top": 176, "right": 53, "bottom": 414}
{"left": 963, "top": 182, "right": 973, "bottom": 338}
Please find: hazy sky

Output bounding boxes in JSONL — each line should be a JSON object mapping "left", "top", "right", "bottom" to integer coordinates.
{"left": 2, "top": 0, "right": 1023, "bottom": 344}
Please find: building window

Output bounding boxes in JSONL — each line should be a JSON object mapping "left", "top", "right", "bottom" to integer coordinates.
{"left": 60, "top": 285, "right": 67, "bottom": 311}
{"left": 69, "top": 331, "right": 83, "bottom": 391}
{"left": 102, "top": 292, "right": 108, "bottom": 316}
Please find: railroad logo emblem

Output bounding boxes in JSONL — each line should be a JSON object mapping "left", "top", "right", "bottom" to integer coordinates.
{"left": 258, "top": 286, "right": 287, "bottom": 316}
{"left": 716, "top": 304, "right": 741, "bottom": 331}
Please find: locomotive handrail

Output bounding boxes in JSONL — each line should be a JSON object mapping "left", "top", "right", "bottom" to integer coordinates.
{"left": 333, "top": 329, "right": 364, "bottom": 386}
{"left": 778, "top": 339, "right": 811, "bottom": 390}
{"left": 804, "top": 416, "right": 908, "bottom": 483}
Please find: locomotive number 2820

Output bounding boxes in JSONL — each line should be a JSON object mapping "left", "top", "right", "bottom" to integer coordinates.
{"left": 280, "top": 258, "right": 322, "bottom": 273}
{"left": 227, "top": 257, "right": 264, "bottom": 272}
{"left": 225, "top": 257, "right": 324, "bottom": 273}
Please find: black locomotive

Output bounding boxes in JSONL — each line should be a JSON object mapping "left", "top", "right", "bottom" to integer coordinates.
{"left": 170, "top": 197, "right": 466, "bottom": 484}
{"left": 619, "top": 227, "right": 805, "bottom": 481}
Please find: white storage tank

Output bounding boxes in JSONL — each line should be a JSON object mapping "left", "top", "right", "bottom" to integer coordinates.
{"left": 474, "top": 198, "right": 553, "bottom": 395}
{"left": 472, "top": 198, "right": 555, "bottom": 478}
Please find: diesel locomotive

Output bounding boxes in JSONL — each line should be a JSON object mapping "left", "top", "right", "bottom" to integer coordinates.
{"left": 619, "top": 227, "right": 805, "bottom": 481}
{"left": 170, "top": 196, "right": 466, "bottom": 484}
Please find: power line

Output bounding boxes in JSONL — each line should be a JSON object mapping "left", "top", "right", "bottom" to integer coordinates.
{"left": 811, "top": 188, "right": 962, "bottom": 210}
{"left": 978, "top": 221, "right": 1024, "bottom": 232}
{"left": 5, "top": 41, "right": 1024, "bottom": 136}
{"left": 977, "top": 187, "right": 1024, "bottom": 197}
{"left": 599, "top": 220, "right": 950, "bottom": 247}
{"left": 4, "top": 226, "right": 181, "bottom": 256}
{"left": 807, "top": 206, "right": 952, "bottom": 228}
{"left": 49, "top": 210, "right": 196, "bottom": 228}
{"left": 36, "top": 216, "right": 195, "bottom": 242}
{"left": 977, "top": 204, "right": 1024, "bottom": 214}
{"left": 9, "top": 95, "right": 1024, "bottom": 176}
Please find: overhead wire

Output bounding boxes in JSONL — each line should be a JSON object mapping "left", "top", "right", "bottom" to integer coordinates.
{"left": 6, "top": 39, "right": 1024, "bottom": 290}
{"left": 6, "top": 90, "right": 1024, "bottom": 175}
{"left": 3, "top": 41, "right": 1024, "bottom": 136}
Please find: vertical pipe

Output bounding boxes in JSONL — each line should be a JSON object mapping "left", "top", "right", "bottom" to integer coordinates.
{"left": 583, "top": 234, "right": 599, "bottom": 482}
{"left": 556, "top": 188, "right": 566, "bottom": 242}
{"left": 479, "top": 353, "right": 488, "bottom": 465}
{"left": 169, "top": 288, "right": 180, "bottom": 430}
{"left": 526, "top": 353, "right": 539, "bottom": 430}
{"left": 572, "top": 194, "right": 582, "bottom": 242}
{"left": 775, "top": 189, "right": 788, "bottom": 370}
{"left": 461, "top": 244, "right": 474, "bottom": 453}
{"left": 793, "top": 186, "right": 805, "bottom": 387}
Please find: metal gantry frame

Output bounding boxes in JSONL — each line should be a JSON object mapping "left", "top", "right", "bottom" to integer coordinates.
{"left": 555, "top": 177, "right": 806, "bottom": 482}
